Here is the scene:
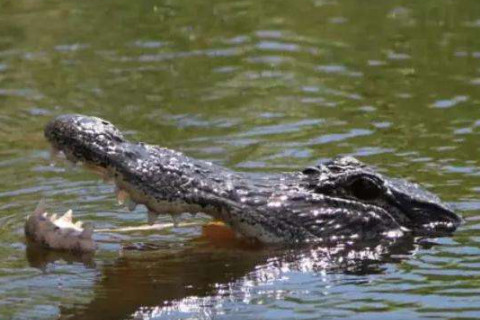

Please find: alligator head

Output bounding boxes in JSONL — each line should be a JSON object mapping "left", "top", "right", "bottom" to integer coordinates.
{"left": 301, "top": 157, "right": 461, "bottom": 236}
{"left": 44, "top": 114, "right": 462, "bottom": 244}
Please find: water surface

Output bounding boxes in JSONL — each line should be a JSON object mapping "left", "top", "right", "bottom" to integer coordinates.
{"left": 1, "top": 0, "right": 480, "bottom": 319}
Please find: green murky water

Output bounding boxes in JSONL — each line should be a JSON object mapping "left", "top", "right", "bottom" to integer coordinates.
{"left": 1, "top": 0, "right": 480, "bottom": 319}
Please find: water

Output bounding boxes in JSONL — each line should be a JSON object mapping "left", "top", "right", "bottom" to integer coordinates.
{"left": 1, "top": 0, "right": 480, "bottom": 319}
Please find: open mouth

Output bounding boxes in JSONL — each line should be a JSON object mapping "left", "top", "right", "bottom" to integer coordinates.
{"left": 27, "top": 146, "right": 230, "bottom": 253}
{"left": 49, "top": 145, "right": 177, "bottom": 226}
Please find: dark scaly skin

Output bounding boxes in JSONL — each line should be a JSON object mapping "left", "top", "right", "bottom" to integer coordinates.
{"left": 44, "top": 115, "right": 462, "bottom": 244}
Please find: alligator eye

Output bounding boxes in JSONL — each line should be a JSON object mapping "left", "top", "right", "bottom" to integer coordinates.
{"left": 350, "top": 177, "right": 382, "bottom": 200}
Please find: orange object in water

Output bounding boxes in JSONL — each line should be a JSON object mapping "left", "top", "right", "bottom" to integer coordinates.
{"left": 202, "top": 221, "right": 237, "bottom": 242}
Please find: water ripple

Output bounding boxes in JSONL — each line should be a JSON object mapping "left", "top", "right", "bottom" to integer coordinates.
{"left": 2, "top": 0, "right": 480, "bottom": 319}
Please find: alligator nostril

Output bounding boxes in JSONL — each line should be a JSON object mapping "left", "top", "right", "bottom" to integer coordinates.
{"left": 302, "top": 167, "right": 321, "bottom": 175}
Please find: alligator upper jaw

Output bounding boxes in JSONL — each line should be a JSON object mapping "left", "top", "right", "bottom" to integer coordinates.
{"left": 414, "top": 206, "right": 462, "bottom": 235}
{"left": 45, "top": 115, "right": 140, "bottom": 211}
{"left": 45, "top": 114, "right": 125, "bottom": 168}
{"left": 45, "top": 114, "right": 221, "bottom": 227}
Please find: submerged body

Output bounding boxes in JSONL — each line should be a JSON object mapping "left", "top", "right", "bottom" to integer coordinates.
{"left": 43, "top": 114, "right": 462, "bottom": 245}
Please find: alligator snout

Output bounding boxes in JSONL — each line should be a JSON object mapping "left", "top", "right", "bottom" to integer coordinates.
{"left": 388, "top": 187, "right": 462, "bottom": 235}
{"left": 45, "top": 114, "right": 125, "bottom": 166}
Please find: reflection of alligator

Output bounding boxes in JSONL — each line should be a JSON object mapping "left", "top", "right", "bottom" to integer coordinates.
{"left": 44, "top": 236, "right": 419, "bottom": 320}
{"left": 44, "top": 114, "right": 462, "bottom": 244}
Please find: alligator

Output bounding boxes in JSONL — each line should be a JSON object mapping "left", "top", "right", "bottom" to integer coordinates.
{"left": 39, "top": 114, "right": 462, "bottom": 246}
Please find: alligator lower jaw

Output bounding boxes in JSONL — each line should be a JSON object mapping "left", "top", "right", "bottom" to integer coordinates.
{"left": 25, "top": 200, "right": 96, "bottom": 252}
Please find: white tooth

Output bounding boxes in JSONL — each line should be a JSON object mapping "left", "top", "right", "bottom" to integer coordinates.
{"left": 115, "top": 187, "right": 129, "bottom": 205}
{"left": 49, "top": 213, "right": 58, "bottom": 221}
{"left": 34, "top": 199, "right": 47, "bottom": 216}
{"left": 60, "top": 209, "right": 73, "bottom": 223}
{"left": 126, "top": 199, "right": 137, "bottom": 212}
{"left": 147, "top": 210, "right": 157, "bottom": 225}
